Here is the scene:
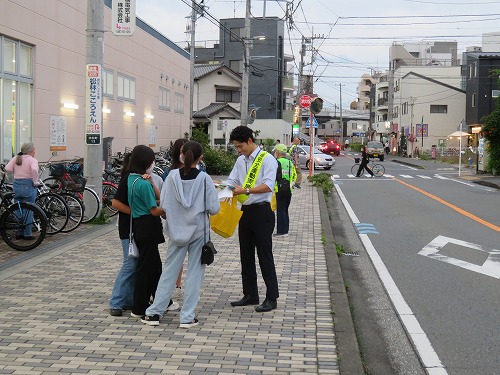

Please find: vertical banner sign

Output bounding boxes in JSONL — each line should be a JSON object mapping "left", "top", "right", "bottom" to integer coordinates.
{"left": 50, "top": 116, "right": 67, "bottom": 151}
{"left": 85, "top": 64, "right": 102, "bottom": 145}
{"left": 112, "top": 0, "right": 136, "bottom": 36}
{"left": 149, "top": 125, "right": 157, "bottom": 148}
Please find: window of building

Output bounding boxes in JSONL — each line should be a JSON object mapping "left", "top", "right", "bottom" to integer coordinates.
{"left": 1, "top": 36, "right": 34, "bottom": 162}
{"left": 159, "top": 87, "right": 170, "bottom": 110}
{"left": 2, "top": 38, "right": 16, "bottom": 74}
{"left": 352, "top": 123, "right": 357, "bottom": 130}
{"left": 230, "top": 28, "right": 242, "bottom": 42}
{"left": 216, "top": 88, "right": 240, "bottom": 103}
{"left": 175, "top": 93, "right": 184, "bottom": 113}
{"left": 229, "top": 60, "right": 243, "bottom": 74}
{"left": 430, "top": 105, "right": 447, "bottom": 113}
{"left": 102, "top": 69, "right": 114, "bottom": 97}
{"left": 471, "top": 93, "right": 476, "bottom": 107}
{"left": 117, "top": 73, "right": 135, "bottom": 101}
{"left": 19, "top": 44, "right": 32, "bottom": 77}
{"left": 402, "top": 102, "right": 408, "bottom": 115}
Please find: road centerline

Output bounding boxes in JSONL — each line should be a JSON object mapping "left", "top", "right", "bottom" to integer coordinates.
{"left": 392, "top": 178, "right": 500, "bottom": 232}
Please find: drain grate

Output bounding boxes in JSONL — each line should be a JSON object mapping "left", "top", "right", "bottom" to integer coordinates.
{"left": 343, "top": 251, "right": 360, "bottom": 257}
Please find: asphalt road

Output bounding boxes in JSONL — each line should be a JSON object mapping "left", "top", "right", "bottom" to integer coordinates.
{"left": 324, "top": 153, "right": 500, "bottom": 375}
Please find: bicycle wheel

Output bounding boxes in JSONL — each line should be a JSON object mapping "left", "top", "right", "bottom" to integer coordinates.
{"left": 42, "top": 176, "right": 64, "bottom": 192}
{"left": 351, "top": 164, "right": 363, "bottom": 176}
{"left": 102, "top": 182, "right": 118, "bottom": 218}
{"left": 371, "top": 163, "right": 385, "bottom": 177}
{"left": 81, "top": 187, "right": 100, "bottom": 223}
{"left": 59, "top": 193, "right": 84, "bottom": 233}
{"left": 36, "top": 193, "right": 69, "bottom": 235}
{"left": 0, "top": 202, "right": 48, "bottom": 251}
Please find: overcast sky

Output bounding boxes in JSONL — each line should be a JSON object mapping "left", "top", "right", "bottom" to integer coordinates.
{"left": 136, "top": 0, "right": 500, "bottom": 110}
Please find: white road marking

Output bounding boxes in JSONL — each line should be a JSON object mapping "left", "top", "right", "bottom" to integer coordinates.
{"left": 384, "top": 174, "right": 394, "bottom": 178}
{"left": 435, "top": 175, "right": 449, "bottom": 180}
{"left": 332, "top": 175, "right": 340, "bottom": 179}
{"left": 419, "top": 236, "right": 500, "bottom": 279}
{"left": 400, "top": 175, "right": 414, "bottom": 178}
{"left": 417, "top": 175, "right": 432, "bottom": 179}
{"left": 335, "top": 184, "right": 447, "bottom": 373}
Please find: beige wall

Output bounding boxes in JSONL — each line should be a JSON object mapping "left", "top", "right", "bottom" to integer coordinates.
{"left": 0, "top": 0, "right": 190, "bottom": 162}
{"left": 194, "top": 71, "right": 241, "bottom": 112}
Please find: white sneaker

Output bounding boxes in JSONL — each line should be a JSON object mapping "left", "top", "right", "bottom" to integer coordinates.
{"left": 166, "top": 300, "right": 180, "bottom": 311}
{"left": 179, "top": 318, "right": 199, "bottom": 329}
{"left": 130, "top": 312, "right": 144, "bottom": 319}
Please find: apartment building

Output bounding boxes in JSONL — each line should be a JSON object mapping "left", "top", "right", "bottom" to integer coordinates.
{"left": 194, "top": 17, "right": 294, "bottom": 122}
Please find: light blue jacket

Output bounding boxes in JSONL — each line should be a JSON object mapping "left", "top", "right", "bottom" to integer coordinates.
{"left": 160, "top": 169, "right": 220, "bottom": 246}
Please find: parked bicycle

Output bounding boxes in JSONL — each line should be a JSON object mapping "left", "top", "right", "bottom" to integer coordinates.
{"left": 41, "top": 160, "right": 100, "bottom": 223}
{"left": 0, "top": 166, "right": 48, "bottom": 251}
{"left": 351, "top": 160, "right": 385, "bottom": 177}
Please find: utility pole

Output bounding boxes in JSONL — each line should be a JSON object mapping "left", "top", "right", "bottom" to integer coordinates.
{"left": 189, "top": 2, "right": 196, "bottom": 137}
{"left": 410, "top": 97, "right": 415, "bottom": 157}
{"left": 298, "top": 36, "right": 305, "bottom": 95}
{"left": 188, "top": 1, "right": 204, "bottom": 137}
{"left": 86, "top": 0, "right": 104, "bottom": 203}
{"left": 241, "top": 0, "right": 251, "bottom": 126}
{"left": 339, "top": 83, "right": 343, "bottom": 145}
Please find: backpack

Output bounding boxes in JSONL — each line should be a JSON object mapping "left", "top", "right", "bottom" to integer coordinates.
{"left": 276, "top": 160, "right": 291, "bottom": 194}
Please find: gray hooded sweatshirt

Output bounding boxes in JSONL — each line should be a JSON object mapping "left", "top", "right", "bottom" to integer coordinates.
{"left": 160, "top": 169, "right": 220, "bottom": 246}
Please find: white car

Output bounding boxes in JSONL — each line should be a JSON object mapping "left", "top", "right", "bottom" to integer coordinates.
{"left": 296, "top": 145, "right": 335, "bottom": 170}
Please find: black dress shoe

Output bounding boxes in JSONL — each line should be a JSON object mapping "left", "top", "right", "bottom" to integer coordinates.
{"left": 230, "top": 295, "right": 259, "bottom": 307}
{"left": 255, "top": 299, "right": 277, "bottom": 312}
{"left": 109, "top": 309, "right": 123, "bottom": 317}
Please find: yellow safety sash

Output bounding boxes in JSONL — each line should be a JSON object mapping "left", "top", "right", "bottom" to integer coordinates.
{"left": 238, "top": 150, "right": 267, "bottom": 204}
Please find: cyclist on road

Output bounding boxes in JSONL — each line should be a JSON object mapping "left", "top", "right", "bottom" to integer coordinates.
{"left": 356, "top": 145, "right": 374, "bottom": 178}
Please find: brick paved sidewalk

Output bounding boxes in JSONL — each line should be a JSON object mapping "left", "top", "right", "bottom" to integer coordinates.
{"left": 0, "top": 180, "right": 338, "bottom": 374}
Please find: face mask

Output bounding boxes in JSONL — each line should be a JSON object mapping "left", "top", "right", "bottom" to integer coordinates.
{"left": 146, "top": 162, "right": 154, "bottom": 174}
{"left": 179, "top": 154, "right": 185, "bottom": 164}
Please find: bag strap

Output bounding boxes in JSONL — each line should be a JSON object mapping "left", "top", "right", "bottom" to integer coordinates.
{"left": 203, "top": 177, "right": 210, "bottom": 243}
{"left": 129, "top": 176, "right": 141, "bottom": 239}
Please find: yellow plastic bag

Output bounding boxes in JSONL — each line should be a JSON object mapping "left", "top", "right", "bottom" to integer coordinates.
{"left": 270, "top": 192, "right": 277, "bottom": 211}
{"left": 210, "top": 197, "right": 243, "bottom": 238}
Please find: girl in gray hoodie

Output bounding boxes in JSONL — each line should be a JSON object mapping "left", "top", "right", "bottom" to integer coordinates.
{"left": 143, "top": 141, "right": 220, "bottom": 328}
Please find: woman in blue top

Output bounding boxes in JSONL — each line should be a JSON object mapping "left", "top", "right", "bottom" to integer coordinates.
{"left": 127, "top": 145, "right": 165, "bottom": 319}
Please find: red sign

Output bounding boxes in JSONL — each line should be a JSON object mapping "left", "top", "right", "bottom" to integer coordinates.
{"left": 298, "top": 94, "right": 312, "bottom": 109}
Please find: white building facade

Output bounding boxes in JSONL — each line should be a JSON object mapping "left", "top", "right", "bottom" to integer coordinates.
{"left": 0, "top": 0, "right": 190, "bottom": 163}
{"left": 393, "top": 66, "right": 465, "bottom": 155}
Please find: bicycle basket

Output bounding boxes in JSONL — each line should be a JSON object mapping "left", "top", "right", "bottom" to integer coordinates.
{"left": 63, "top": 175, "right": 87, "bottom": 192}
{"left": 67, "top": 163, "right": 83, "bottom": 175}
{"left": 50, "top": 163, "right": 66, "bottom": 177}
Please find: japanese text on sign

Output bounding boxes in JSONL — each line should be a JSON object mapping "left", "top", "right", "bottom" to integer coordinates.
{"left": 112, "top": 0, "right": 136, "bottom": 35}
{"left": 85, "top": 64, "right": 102, "bottom": 145}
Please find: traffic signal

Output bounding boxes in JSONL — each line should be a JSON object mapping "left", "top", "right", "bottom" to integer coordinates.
{"left": 309, "top": 97, "right": 323, "bottom": 114}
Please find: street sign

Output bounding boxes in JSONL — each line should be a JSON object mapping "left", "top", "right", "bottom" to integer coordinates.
{"left": 305, "top": 115, "right": 319, "bottom": 129}
{"left": 112, "top": 0, "right": 136, "bottom": 36}
{"left": 85, "top": 64, "right": 102, "bottom": 145}
{"left": 298, "top": 94, "right": 312, "bottom": 109}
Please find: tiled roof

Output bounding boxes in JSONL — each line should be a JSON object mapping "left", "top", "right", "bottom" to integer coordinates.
{"left": 193, "top": 102, "right": 240, "bottom": 118}
{"left": 194, "top": 63, "right": 224, "bottom": 79}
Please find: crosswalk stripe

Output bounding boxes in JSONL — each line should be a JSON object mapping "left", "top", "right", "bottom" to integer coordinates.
{"left": 400, "top": 175, "right": 414, "bottom": 178}
{"left": 435, "top": 175, "right": 449, "bottom": 180}
{"left": 417, "top": 175, "right": 432, "bottom": 179}
{"left": 384, "top": 174, "right": 394, "bottom": 178}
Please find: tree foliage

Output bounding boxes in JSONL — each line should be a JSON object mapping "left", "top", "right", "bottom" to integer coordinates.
{"left": 480, "top": 69, "right": 500, "bottom": 174}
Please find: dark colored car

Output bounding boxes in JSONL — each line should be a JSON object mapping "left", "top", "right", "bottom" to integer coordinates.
{"left": 319, "top": 140, "right": 341, "bottom": 156}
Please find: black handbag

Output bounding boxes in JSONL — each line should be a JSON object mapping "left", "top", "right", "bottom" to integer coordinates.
{"left": 201, "top": 178, "right": 217, "bottom": 265}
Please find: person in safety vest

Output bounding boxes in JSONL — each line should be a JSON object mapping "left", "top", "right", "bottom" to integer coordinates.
{"left": 274, "top": 144, "right": 297, "bottom": 237}
{"left": 226, "top": 126, "right": 279, "bottom": 313}
{"left": 288, "top": 137, "right": 302, "bottom": 188}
